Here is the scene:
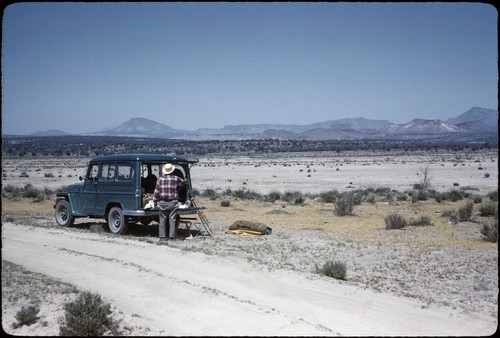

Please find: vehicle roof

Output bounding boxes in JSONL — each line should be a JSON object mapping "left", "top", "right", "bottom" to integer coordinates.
{"left": 89, "top": 153, "right": 197, "bottom": 163}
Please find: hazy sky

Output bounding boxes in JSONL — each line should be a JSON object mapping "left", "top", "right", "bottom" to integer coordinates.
{"left": 2, "top": 2, "right": 498, "bottom": 135}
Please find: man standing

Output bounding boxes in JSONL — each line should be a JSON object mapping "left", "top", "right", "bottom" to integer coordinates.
{"left": 153, "top": 163, "right": 185, "bottom": 240}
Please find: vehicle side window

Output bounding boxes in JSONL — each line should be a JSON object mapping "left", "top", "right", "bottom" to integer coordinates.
{"left": 101, "top": 163, "right": 115, "bottom": 181}
{"left": 152, "top": 165, "right": 161, "bottom": 178}
{"left": 141, "top": 164, "right": 148, "bottom": 179}
{"left": 117, "top": 163, "right": 134, "bottom": 181}
{"left": 87, "top": 164, "right": 99, "bottom": 181}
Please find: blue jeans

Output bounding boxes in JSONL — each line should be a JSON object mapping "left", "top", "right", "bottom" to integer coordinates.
{"left": 158, "top": 200, "right": 178, "bottom": 238}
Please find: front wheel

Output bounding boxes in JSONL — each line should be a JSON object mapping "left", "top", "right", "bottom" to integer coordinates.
{"left": 55, "top": 199, "right": 75, "bottom": 227}
{"left": 107, "top": 206, "right": 129, "bottom": 234}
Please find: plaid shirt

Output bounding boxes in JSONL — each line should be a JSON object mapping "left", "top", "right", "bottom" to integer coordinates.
{"left": 153, "top": 175, "right": 185, "bottom": 202}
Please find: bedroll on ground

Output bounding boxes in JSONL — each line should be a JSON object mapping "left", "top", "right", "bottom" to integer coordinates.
{"left": 225, "top": 220, "right": 272, "bottom": 236}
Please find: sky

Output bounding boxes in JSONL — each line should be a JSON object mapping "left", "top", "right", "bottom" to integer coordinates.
{"left": 2, "top": 2, "right": 498, "bottom": 135}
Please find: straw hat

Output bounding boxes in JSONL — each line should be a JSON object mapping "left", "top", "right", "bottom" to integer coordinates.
{"left": 162, "top": 163, "right": 175, "bottom": 175}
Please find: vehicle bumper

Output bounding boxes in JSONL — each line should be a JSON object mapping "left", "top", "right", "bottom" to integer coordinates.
{"left": 123, "top": 207, "right": 201, "bottom": 217}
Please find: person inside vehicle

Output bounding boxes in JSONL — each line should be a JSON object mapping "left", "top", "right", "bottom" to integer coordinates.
{"left": 153, "top": 163, "right": 185, "bottom": 240}
{"left": 172, "top": 168, "right": 188, "bottom": 202}
{"left": 141, "top": 172, "right": 157, "bottom": 194}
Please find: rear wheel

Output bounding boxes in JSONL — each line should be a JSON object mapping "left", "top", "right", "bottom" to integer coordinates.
{"left": 107, "top": 206, "right": 129, "bottom": 234}
{"left": 55, "top": 200, "right": 75, "bottom": 227}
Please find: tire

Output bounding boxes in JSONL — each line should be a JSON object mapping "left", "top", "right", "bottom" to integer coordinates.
{"left": 107, "top": 206, "right": 129, "bottom": 235}
{"left": 55, "top": 199, "right": 75, "bottom": 227}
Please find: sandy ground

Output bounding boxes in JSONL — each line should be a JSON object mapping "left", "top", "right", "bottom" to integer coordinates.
{"left": 1, "top": 149, "right": 498, "bottom": 336}
{"left": 191, "top": 149, "right": 498, "bottom": 195}
{"left": 1, "top": 149, "right": 498, "bottom": 195}
{"left": 2, "top": 223, "right": 497, "bottom": 336}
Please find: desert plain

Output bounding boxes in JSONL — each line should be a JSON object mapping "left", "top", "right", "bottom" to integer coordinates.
{"left": 1, "top": 148, "right": 498, "bottom": 336}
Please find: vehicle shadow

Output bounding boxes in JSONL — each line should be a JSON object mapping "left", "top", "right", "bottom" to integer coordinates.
{"left": 71, "top": 220, "right": 202, "bottom": 239}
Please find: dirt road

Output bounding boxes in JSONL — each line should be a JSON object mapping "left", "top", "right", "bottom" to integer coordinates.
{"left": 2, "top": 222, "right": 496, "bottom": 336}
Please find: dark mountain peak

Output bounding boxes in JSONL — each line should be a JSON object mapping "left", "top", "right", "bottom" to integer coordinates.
{"left": 446, "top": 107, "right": 498, "bottom": 126}
{"left": 117, "top": 117, "right": 175, "bottom": 130}
{"left": 93, "top": 116, "right": 190, "bottom": 137}
{"left": 127, "top": 117, "right": 155, "bottom": 124}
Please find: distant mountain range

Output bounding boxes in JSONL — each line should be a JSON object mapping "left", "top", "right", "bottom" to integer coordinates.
{"left": 24, "top": 107, "right": 499, "bottom": 141}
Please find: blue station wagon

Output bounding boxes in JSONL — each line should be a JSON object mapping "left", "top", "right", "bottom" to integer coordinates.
{"left": 54, "top": 153, "right": 199, "bottom": 234}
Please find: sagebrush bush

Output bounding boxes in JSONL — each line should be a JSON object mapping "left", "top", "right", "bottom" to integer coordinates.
{"left": 282, "top": 191, "right": 304, "bottom": 204}
{"left": 229, "top": 188, "right": 260, "bottom": 200}
{"left": 352, "top": 192, "right": 362, "bottom": 205}
{"left": 12, "top": 305, "right": 40, "bottom": 328}
{"left": 409, "top": 215, "right": 433, "bottom": 226}
{"left": 2, "top": 184, "right": 54, "bottom": 202}
{"left": 472, "top": 195, "right": 483, "bottom": 204}
{"left": 320, "top": 190, "right": 338, "bottom": 203}
{"left": 449, "top": 189, "right": 466, "bottom": 202}
{"left": 479, "top": 202, "right": 498, "bottom": 217}
{"left": 488, "top": 190, "right": 498, "bottom": 202}
{"left": 321, "top": 260, "right": 347, "bottom": 280}
{"left": 452, "top": 201, "right": 474, "bottom": 223}
{"left": 413, "top": 187, "right": 428, "bottom": 201}
{"left": 366, "top": 194, "right": 376, "bottom": 203}
{"left": 480, "top": 220, "right": 498, "bottom": 243}
{"left": 385, "top": 213, "right": 407, "bottom": 229}
{"left": 375, "top": 187, "right": 391, "bottom": 195}
{"left": 436, "top": 189, "right": 466, "bottom": 202}
{"left": 292, "top": 195, "right": 305, "bottom": 205}
{"left": 201, "top": 188, "right": 218, "bottom": 200}
{"left": 266, "top": 190, "right": 281, "bottom": 203}
{"left": 59, "top": 291, "right": 116, "bottom": 336}
{"left": 335, "top": 192, "right": 355, "bottom": 216}
{"left": 220, "top": 200, "right": 231, "bottom": 207}
{"left": 2, "top": 184, "right": 22, "bottom": 200}
{"left": 22, "top": 184, "right": 41, "bottom": 199}
{"left": 397, "top": 194, "right": 408, "bottom": 202}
